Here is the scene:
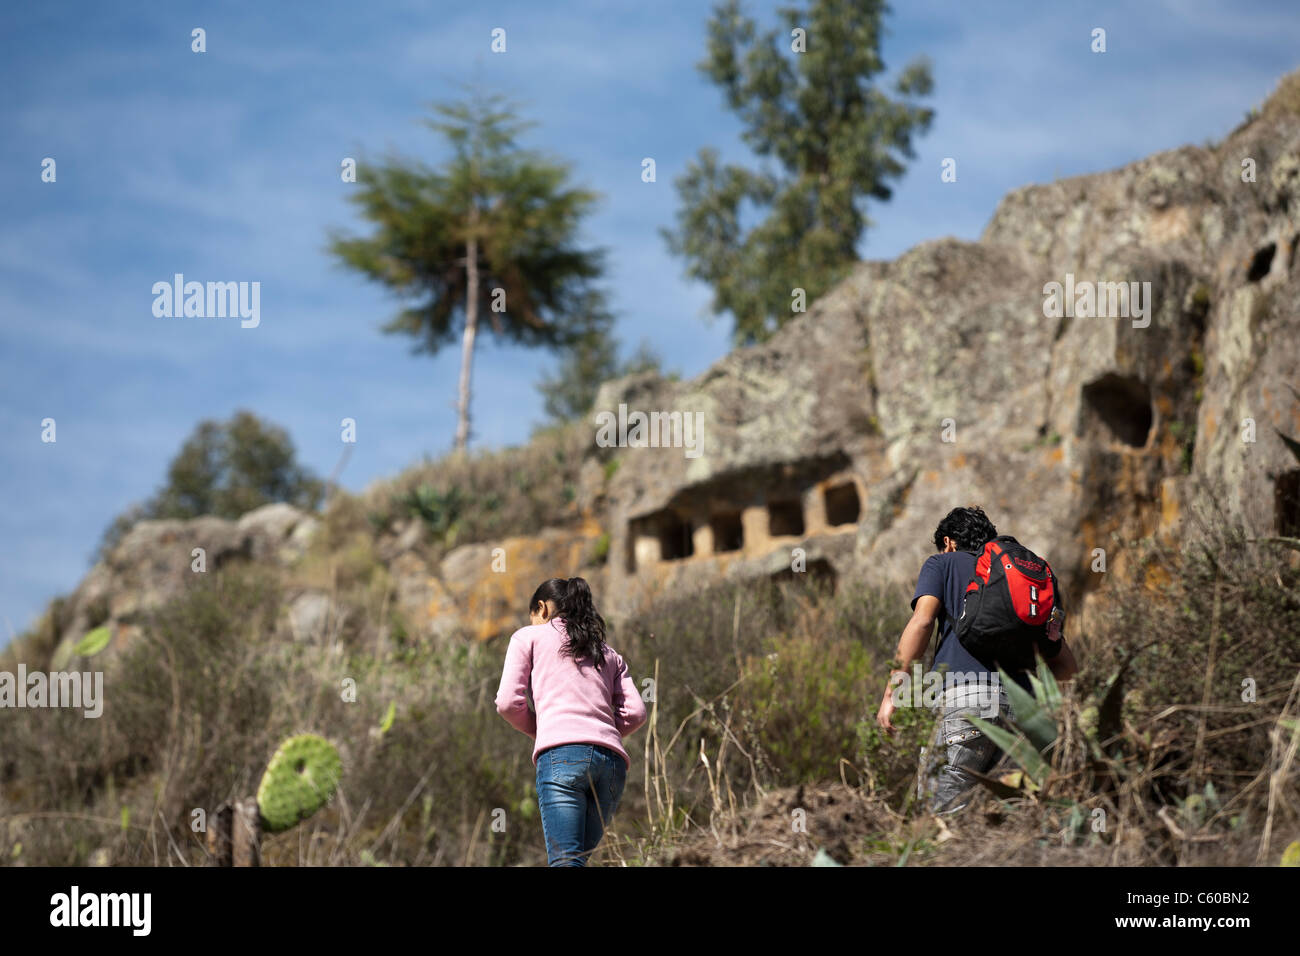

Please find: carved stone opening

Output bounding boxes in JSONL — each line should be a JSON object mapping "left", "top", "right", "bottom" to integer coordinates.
{"left": 771, "top": 558, "right": 837, "bottom": 589}
{"left": 768, "top": 499, "right": 805, "bottom": 537}
{"left": 656, "top": 511, "right": 693, "bottom": 561}
{"left": 1082, "top": 373, "right": 1153, "bottom": 448}
{"left": 824, "top": 483, "right": 861, "bottom": 526}
{"left": 627, "top": 508, "right": 694, "bottom": 570}
{"left": 1276, "top": 468, "right": 1300, "bottom": 537}
{"left": 1247, "top": 242, "right": 1276, "bottom": 282}
{"left": 710, "top": 511, "right": 744, "bottom": 553}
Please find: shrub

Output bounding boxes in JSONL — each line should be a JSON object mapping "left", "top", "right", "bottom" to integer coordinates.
{"left": 94, "top": 410, "right": 324, "bottom": 563}
{"left": 615, "top": 574, "right": 911, "bottom": 819}
{"left": 734, "top": 630, "right": 876, "bottom": 784}
{"left": 364, "top": 421, "right": 591, "bottom": 558}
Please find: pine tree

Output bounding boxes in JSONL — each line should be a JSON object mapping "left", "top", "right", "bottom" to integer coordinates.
{"left": 330, "top": 89, "right": 603, "bottom": 451}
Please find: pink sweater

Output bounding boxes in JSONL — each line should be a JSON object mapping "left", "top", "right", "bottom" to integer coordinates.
{"left": 494, "top": 618, "right": 648, "bottom": 769}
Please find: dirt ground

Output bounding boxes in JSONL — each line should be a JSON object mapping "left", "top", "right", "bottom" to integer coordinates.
{"left": 647, "top": 781, "right": 1262, "bottom": 867}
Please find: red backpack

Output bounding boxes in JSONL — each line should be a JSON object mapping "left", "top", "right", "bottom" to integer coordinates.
{"left": 955, "top": 535, "right": 1060, "bottom": 671}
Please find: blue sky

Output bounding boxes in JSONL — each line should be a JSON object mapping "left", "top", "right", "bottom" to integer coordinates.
{"left": 2, "top": 0, "right": 1297, "bottom": 645}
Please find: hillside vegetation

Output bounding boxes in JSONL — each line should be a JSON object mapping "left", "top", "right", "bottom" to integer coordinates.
{"left": 3, "top": 482, "right": 1297, "bottom": 867}
{"left": 7, "top": 64, "right": 1300, "bottom": 869}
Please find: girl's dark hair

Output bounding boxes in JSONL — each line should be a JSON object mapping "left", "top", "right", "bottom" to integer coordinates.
{"left": 933, "top": 506, "right": 998, "bottom": 553}
{"left": 529, "top": 576, "right": 608, "bottom": 670}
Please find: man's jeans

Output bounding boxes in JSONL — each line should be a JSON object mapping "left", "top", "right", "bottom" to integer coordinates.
{"left": 918, "top": 682, "right": 1015, "bottom": 814}
{"left": 536, "top": 743, "right": 627, "bottom": 866}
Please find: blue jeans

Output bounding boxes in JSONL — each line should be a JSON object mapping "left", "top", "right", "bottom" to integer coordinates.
{"left": 536, "top": 743, "right": 627, "bottom": 867}
{"left": 918, "top": 681, "right": 1016, "bottom": 814}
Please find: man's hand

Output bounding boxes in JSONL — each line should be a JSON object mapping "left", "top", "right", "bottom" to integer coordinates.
{"left": 876, "top": 678, "right": 900, "bottom": 735}
{"left": 1048, "top": 639, "right": 1078, "bottom": 682}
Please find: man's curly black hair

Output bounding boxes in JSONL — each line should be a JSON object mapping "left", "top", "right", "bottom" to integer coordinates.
{"left": 933, "top": 506, "right": 998, "bottom": 553}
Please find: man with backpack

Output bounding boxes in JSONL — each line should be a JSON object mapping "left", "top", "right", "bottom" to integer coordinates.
{"left": 875, "top": 506, "right": 1078, "bottom": 813}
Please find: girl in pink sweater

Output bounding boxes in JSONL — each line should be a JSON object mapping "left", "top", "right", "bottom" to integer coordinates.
{"left": 494, "top": 577, "right": 647, "bottom": 866}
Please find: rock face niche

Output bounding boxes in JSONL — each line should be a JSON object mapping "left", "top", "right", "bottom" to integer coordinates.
{"left": 1081, "top": 373, "right": 1154, "bottom": 449}
{"left": 610, "top": 451, "right": 866, "bottom": 610}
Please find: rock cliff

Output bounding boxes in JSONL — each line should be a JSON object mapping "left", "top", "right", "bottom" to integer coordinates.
{"left": 40, "top": 72, "right": 1300, "bottom": 660}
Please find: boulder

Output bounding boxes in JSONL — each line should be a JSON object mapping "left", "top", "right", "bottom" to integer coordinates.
{"left": 50, "top": 504, "right": 319, "bottom": 665}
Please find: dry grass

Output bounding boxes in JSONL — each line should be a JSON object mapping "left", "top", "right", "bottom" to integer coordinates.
{"left": 356, "top": 420, "right": 593, "bottom": 563}
{"left": 1260, "top": 69, "right": 1300, "bottom": 122}
{"left": 622, "top": 493, "right": 1300, "bottom": 868}
{"left": 2, "top": 486, "right": 1297, "bottom": 867}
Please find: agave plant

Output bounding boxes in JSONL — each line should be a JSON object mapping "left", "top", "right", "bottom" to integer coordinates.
{"left": 965, "top": 658, "right": 1062, "bottom": 792}
{"left": 1172, "top": 781, "right": 1221, "bottom": 831}
{"left": 965, "top": 645, "right": 1138, "bottom": 799}
{"left": 397, "top": 482, "right": 464, "bottom": 542}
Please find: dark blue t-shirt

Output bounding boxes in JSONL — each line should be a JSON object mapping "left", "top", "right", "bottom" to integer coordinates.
{"left": 911, "top": 550, "right": 1034, "bottom": 692}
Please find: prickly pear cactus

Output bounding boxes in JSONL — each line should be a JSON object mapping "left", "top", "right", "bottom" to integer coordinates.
{"left": 256, "top": 734, "right": 342, "bottom": 834}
